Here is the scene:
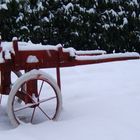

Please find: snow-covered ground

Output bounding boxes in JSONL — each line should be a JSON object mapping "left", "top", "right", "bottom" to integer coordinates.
{"left": 0, "top": 59, "right": 140, "bottom": 140}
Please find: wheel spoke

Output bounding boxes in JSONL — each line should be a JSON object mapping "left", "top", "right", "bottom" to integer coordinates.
{"left": 26, "top": 91, "right": 56, "bottom": 105}
{"left": 37, "top": 106, "right": 51, "bottom": 120}
{"left": 38, "top": 96, "right": 56, "bottom": 104}
{"left": 14, "top": 103, "right": 37, "bottom": 112}
{"left": 0, "top": 95, "right": 2, "bottom": 104}
{"left": 31, "top": 107, "right": 36, "bottom": 123}
{"left": 14, "top": 93, "right": 56, "bottom": 112}
{"left": 25, "top": 93, "right": 37, "bottom": 103}
{"left": 14, "top": 93, "right": 38, "bottom": 112}
{"left": 38, "top": 81, "right": 44, "bottom": 96}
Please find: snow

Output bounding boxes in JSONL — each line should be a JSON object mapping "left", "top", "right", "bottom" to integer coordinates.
{"left": 65, "top": 3, "right": 74, "bottom": 11}
{"left": 132, "top": 0, "right": 138, "bottom": 5}
{"left": 118, "top": 10, "right": 125, "bottom": 16}
{"left": 37, "top": 1, "right": 43, "bottom": 11}
{"left": 109, "top": 9, "right": 118, "bottom": 17}
{"left": 0, "top": 4, "right": 8, "bottom": 10}
{"left": 71, "top": 31, "right": 79, "bottom": 36}
{"left": 12, "top": 37, "right": 18, "bottom": 41}
{"left": 63, "top": 47, "right": 75, "bottom": 57}
{"left": 4, "top": 50, "right": 11, "bottom": 60}
{"left": 0, "top": 41, "right": 61, "bottom": 52}
{"left": 76, "top": 50, "right": 106, "bottom": 55}
{"left": 123, "top": 17, "right": 128, "bottom": 25}
{"left": 49, "top": 12, "right": 54, "bottom": 19}
{"left": 26, "top": 55, "right": 39, "bottom": 63}
{"left": 103, "top": 24, "right": 110, "bottom": 30}
{"left": 5, "top": 0, "right": 10, "bottom": 3}
{"left": 64, "top": 3, "right": 74, "bottom": 14}
{"left": 132, "top": 11, "right": 136, "bottom": 18}
{"left": 43, "top": 17, "right": 49, "bottom": 22}
{"left": 76, "top": 4, "right": 86, "bottom": 13}
{"left": 20, "top": 26, "right": 29, "bottom": 31}
{"left": 33, "top": 26, "right": 40, "bottom": 31}
{"left": 0, "top": 59, "right": 140, "bottom": 139}
{"left": 87, "top": 8, "right": 95, "bottom": 14}
{"left": 130, "top": 0, "right": 139, "bottom": 7}
{"left": 76, "top": 52, "right": 139, "bottom": 61}
{"left": 16, "top": 13, "right": 24, "bottom": 23}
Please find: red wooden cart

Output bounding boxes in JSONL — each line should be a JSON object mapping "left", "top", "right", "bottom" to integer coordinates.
{"left": 0, "top": 37, "right": 139, "bottom": 127}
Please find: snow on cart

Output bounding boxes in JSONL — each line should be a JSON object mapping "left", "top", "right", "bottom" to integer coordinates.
{"left": 0, "top": 37, "right": 139, "bottom": 128}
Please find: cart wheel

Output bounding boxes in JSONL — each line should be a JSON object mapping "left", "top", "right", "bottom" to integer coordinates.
{"left": 7, "top": 70, "right": 62, "bottom": 127}
{"left": 11, "top": 71, "right": 23, "bottom": 103}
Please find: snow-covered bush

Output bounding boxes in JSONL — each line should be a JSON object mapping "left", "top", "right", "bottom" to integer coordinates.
{"left": 0, "top": 0, "right": 140, "bottom": 52}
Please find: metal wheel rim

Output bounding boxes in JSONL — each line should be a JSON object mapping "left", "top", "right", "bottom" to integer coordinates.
{"left": 12, "top": 77, "right": 59, "bottom": 124}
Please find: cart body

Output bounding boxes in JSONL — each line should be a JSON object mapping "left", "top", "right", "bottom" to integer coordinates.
{"left": 0, "top": 38, "right": 139, "bottom": 127}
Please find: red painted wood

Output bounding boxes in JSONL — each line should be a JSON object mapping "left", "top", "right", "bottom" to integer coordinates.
{"left": 0, "top": 38, "right": 139, "bottom": 97}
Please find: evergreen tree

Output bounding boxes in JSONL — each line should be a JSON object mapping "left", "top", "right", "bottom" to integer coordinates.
{"left": 0, "top": 0, "right": 140, "bottom": 52}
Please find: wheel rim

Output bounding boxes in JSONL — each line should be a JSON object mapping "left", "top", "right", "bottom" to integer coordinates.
{"left": 12, "top": 77, "right": 59, "bottom": 125}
